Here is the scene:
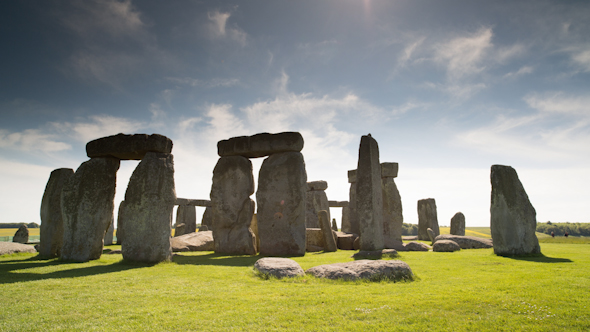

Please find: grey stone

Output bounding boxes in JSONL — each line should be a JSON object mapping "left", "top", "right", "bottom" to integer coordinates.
{"left": 331, "top": 219, "right": 338, "bottom": 231}
{"left": 198, "top": 225, "right": 209, "bottom": 231}
{"left": 307, "top": 181, "right": 328, "bottom": 191}
{"left": 356, "top": 135, "right": 384, "bottom": 251}
{"left": 434, "top": 235, "right": 493, "bottom": 249}
{"left": 250, "top": 214, "right": 260, "bottom": 252}
{"left": 319, "top": 210, "right": 337, "bottom": 252}
{"left": 341, "top": 206, "right": 351, "bottom": 233}
{"left": 175, "top": 198, "right": 211, "bottom": 207}
{"left": 328, "top": 201, "right": 349, "bottom": 207}
{"left": 306, "top": 260, "right": 413, "bottom": 281}
{"left": 306, "top": 228, "right": 324, "bottom": 248}
{"left": 171, "top": 231, "right": 214, "bottom": 252}
{"left": 427, "top": 228, "right": 436, "bottom": 243}
{"left": 433, "top": 239, "right": 461, "bottom": 252}
{"left": 450, "top": 212, "right": 466, "bottom": 236}
{"left": 347, "top": 170, "right": 359, "bottom": 235}
{"left": 347, "top": 170, "right": 357, "bottom": 183}
{"left": 383, "top": 240, "right": 407, "bottom": 251}
{"left": 307, "top": 244, "right": 323, "bottom": 252}
{"left": 174, "top": 223, "right": 186, "bottom": 237}
{"left": 0, "top": 242, "right": 36, "bottom": 255}
{"left": 404, "top": 241, "right": 430, "bottom": 251}
{"left": 418, "top": 198, "right": 439, "bottom": 241}
{"left": 257, "top": 152, "right": 307, "bottom": 256}
{"left": 351, "top": 249, "right": 398, "bottom": 259}
{"left": 12, "top": 225, "right": 29, "bottom": 244}
{"left": 210, "top": 156, "right": 256, "bottom": 255}
{"left": 402, "top": 235, "right": 418, "bottom": 241}
{"left": 121, "top": 152, "right": 175, "bottom": 263}
{"left": 305, "top": 188, "right": 330, "bottom": 228}
{"left": 201, "top": 207, "right": 213, "bottom": 229}
{"left": 353, "top": 236, "right": 360, "bottom": 250}
{"left": 115, "top": 201, "right": 127, "bottom": 245}
{"left": 104, "top": 217, "right": 114, "bottom": 246}
{"left": 40, "top": 168, "right": 74, "bottom": 258}
{"left": 86, "top": 133, "right": 173, "bottom": 160}
{"left": 490, "top": 165, "right": 540, "bottom": 256}
{"left": 218, "top": 132, "right": 304, "bottom": 158}
{"left": 176, "top": 205, "right": 197, "bottom": 236}
{"left": 61, "top": 157, "right": 119, "bottom": 262}
{"left": 381, "top": 162, "right": 399, "bottom": 178}
{"left": 382, "top": 175, "right": 403, "bottom": 248}
{"left": 254, "top": 257, "right": 305, "bottom": 279}
{"left": 336, "top": 232, "right": 358, "bottom": 250}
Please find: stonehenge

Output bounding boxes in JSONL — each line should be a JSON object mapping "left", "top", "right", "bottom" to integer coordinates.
{"left": 12, "top": 225, "right": 29, "bottom": 244}
{"left": 450, "top": 212, "right": 466, "bottom": 236}
{"left": 345, "top": 170, "right": 359, "bottom": 234}
{"left": 381, "top": 162, "right": 403, "bottom": 248}
{"left": 305, "top": 181, "right": 330, "bottom": 228}
{"left": 418, "top": 198, "right": 439, "bottom": 241}
{"left": 40, "top": 168, "right": 73, "bottom": 257}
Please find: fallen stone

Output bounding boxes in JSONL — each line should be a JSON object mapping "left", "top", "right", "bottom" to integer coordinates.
{"left": 306, "top": 260, "right": 413, "bottom": 281}
{"left": 319, "top": 210, "right": 337, "bottom": 252}
{"left": 427, "top": 228, "right": 436, "bottom": 243}
{"left": 450, "top": 212, "right": 466, "bottom": 236}
{"left": 121, "top": 152, "right": 175, "bottom": 263}
{"left": 0, "top": 242, "right": 37, "bottom": 255}
{"left": 336, "top": 232, "right": 358, "bottom": 250}
{"left": 61, "top": 157, "right": 120, "bottom": 262}
{"left": 86, "top": 133, "right": 172, "bottom": 160}
{"left": 218, "top": 132, "right": 304, "bottom": 158}
{"left": 351, "top": 249, "right": 398, "bottom": 259}
{"left": 404, "top": 241, "right": 430, "bottom": 251}
{"left": 176, "top": 205, "right": 197, "bottom": 235}
{"left": 418, "top": 198, "right": 439, "bottom": 241}
{"left": 175, "top": 198, "right": 212, "bottom": 207}
{"left": 40, "top": 168, "right": 74, "bottom": 258}
{"left": 12, "top": 225, "right": 29, "bottom": 244}
{"left": 433, "top": 240, "right": 461, "bottom": 252}
{"left": 328, "top": 201, "right": 349, "bottom": 207}
{"left": 254, "top": 257, "right": 305, "bottom": 279}
{"left": 434, "top": 235, "right": 493, "bottom": 249}
{"left": 490, "top": 165, "right": 541, "bottom": 256}
{"left": 171, "top": 231, "right": 214, "bottom": 252}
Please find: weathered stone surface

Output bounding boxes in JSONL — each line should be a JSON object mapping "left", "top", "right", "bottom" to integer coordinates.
{"left": 384, "top": 240, "right": 407, "bottom": 251}
{"left": 353, "top": 237, "right": 360, "bottom": 250}
{"left": 341, "top": 206, "right": 351, "bottom": 233}
{"left": 450, "top": 212, "right": 466, "bottom": 236}
{"left": 0, "top": 242, "right": 36, "bottom": 255}
{"left": 201, "top": 207, "right": 213, "bottom": 229}
{"left": 351, "top": 249, "right": 398, "bottom": 259}
{"left": 381, "top": 162, "right": 399, "bottom": 178}
{"left": 171, "top": 231, "right": 214, "bottom": 252}
{"left": 433, "top": 239, "right": 461, "bottom": 252}
{"left": 427, "top": 228, "right": 436, "bottom": 243}
{"left": 331, "top": 219, "right": 338, "bottom": 231}
{"left": 307, "top": 181, "right": 328, "bottom": 191}
{"left": 61, "top": 157, "right": 120, "bottom": 262}
{"left": 86, "top": 133, "right": 173, "bottom": 160}
{"left": 218, "top": 132, "right": 304, "bottom": 158}
{"left": 348, "top": 170, "right": 357, "bottom": 184}
{"left": 347, "top": 170, "right": 359, "bottom": 235}
{"left": 104, "top": 218, "right": 114, "bottom": 245}
{"left": 336, "top": 232, "right": 358, "bottom": 250}
{"left": 382, "top": 175, "right": 403, "bottom": 247}
{"left": 176, "top": 205, "right": 197, "bottom": 236}
{"left": 250, "top": 214, "right": 260, "bottom": 252}
{"left": 198, "top": 225, "right": 209, "bottom": 231}
{"left": 306, "top": 260, "right": 413, "bottom": 281}
{"left": 210, "top": 156, "right": 256, "bottom": 255}
{"left": 490, "top": 165, "right": 541, "bottom": 256}
{"left": 12, "top": 225, "right": 29, "bottom": 244}
{"left": 174, "top": 223, "right": 186, "bottom": 237}
{"left": 434, "top": 235, "right": 493, "bottom": 249}
{"left": 356, "top": 135, "right": 384, "bottom": 251}
{"left": 115, "top": 201, "right": 127, "bottom": 245}
{"left": 306, "top": 228, "right": 324, "bottom": 248}
{"left": 305, "top": 189, "right": 330, "bottom": 228}
{"left": 319, "top": 210, "right": 337, "bottom": 252}
{"left": 254, "top": 257, "right": 305, "bottom": 279}
{"left": 402, "top": 235, "right": 418, "bottom": 241}
{"left": 417, "top": 198, "right": 439, "bottom": 241}
{"left": 307, "top": 244, "right": 323, "bottom": 252}
{"left": 328, "top": 201, "right": 349, "bottom": 207}
{"left": 40, "top": 168, "right": 74, "bottom": 257}
{"left": 404, "top": 241, "right": 430, "bottom": 251}
{"left": 121, "top": 152, "right": 175, "bottom": 263}
{"left": 175, "top": 198, "right": 211, "bottom": 207}
{"left": 257, "top": 152, "right": 307, "bottom": 256}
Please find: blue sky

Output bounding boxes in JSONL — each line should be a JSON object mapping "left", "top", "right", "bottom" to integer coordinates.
{"left": 1, "top": 0, "right": 589, "bottom": 227}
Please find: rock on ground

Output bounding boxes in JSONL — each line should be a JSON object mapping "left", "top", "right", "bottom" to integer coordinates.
{"left": 254, "top": 257, "right": 304, "bottom": 279}
{"left": 306, "top": 260, "right": 413, "bottom": 281}
{"left": 171, "top": 231, "right": 214, "bottom": 252}
{"left": 404, "top": 241, "right": 430, "bottom": 251}
{"left": 12, "top": 225, "right": 29, "bottom": 244}
{"left": 434, "top": 235, "right": 493, "bottom": 249}
{"left": 433, "top": 240, "right": 461, "bottom": 252}
{"left": 336, "top": 232, "right": 358, "bottom": 250}
{"left": 218, "top": 132, "right": 304, "bottom": 158}
{"left": 40, "top": 168, "right": 74, "bottom": 257}
{"left": 86, "top": 133, "right": 172, "bottom": 160}
{"left": 0, "top": 242, "right": 37, "bottom": 255}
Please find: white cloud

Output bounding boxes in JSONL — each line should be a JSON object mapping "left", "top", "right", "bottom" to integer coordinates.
{"left": 166, "top": 77, "right": 240, "bottom": 88}
{"left": 524, "top": 92, "right": 590, "bottom": 116}
{"left": 434, "top": 28, "right": 493, "bottom": 80}
{"left": 503, "top": 66, "right": 534, "bottom": 79}
{"left": 570, "top": 49, "right": 590, "bottom": 72}
{"left": 206, "top": 10, "right": 247, "bottom": 46}
{"left": 52, "top": 115, "right": 145, "bottom": 143}
{"left": 0, "top": 129, "right": 71, "bottom": 152}
{"left": 397, "top": 37, "right": 426, "bottom": 68}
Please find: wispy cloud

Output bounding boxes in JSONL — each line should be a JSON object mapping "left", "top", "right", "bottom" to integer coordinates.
{"left": 0, "top": 129, "right": 71, "bottom": 152}
{"left": 52, "top": 115, "right": 145, "bottom": 143}
{"left": 503, "top": 66, "right": 534, "bottom": 79}
{"left": 167, "top": 77, "right": 240, "bottom": 88}
{"left": 434, "top": 28, "right": 493, "bottom": 80}
{"left": 206, "top": 10, "right": 247, "bottom": 46}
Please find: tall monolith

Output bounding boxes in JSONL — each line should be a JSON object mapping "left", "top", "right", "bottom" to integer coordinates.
{"left": 417, "top": 198, "right": 439, "bottom": 241}
{"left": 61, "top": 157, "right": 120, "bottom": 262}
{"left": 356, "top": 134, "right": 384, "bottom": 251}
{"left": 40, "top": 168, "right": 74, "bottom": 257}
{"left": 346, "top": 170, "right": 359, "bottom": 234}
{"left": 450, "top": 212, "right": 466, "bottom": 236}
{"left": 121, "top": 152, "right": 176, "bottom": 263}
{"left": 490, "top": 165, "right": 540, "bottom": 255}
{"left": 318, "top": 210, "right": 337, "bottom": 252}
{"left": 175, "top": 205, "right": 197, "bottom": 236}
{"left": 104, "top": 217, "right": 114, "bottom": 245}
{"left": 381, "top": 162, "right": 403, "bottom": 247}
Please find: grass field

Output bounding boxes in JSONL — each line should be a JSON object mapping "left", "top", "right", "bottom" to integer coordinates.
{"left": 0, "top": 228, "right": 40, "bottom": 237}
{"left": 1, "top": 241, "right": 590, "bottom": 331}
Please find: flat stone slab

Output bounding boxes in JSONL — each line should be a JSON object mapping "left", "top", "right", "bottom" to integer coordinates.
{"left": 307, "top": 181, "right": 328, "bottom": 191}
{"left": 402, "top": 236, "right": 418, "bottom": 241}
{"left": 254, "top": 257, "right": 304, "bottom": 279}
{"left": 306, "top": 260, "right": 413, "bottom": 281}
{"left": 434, "top": 235, "right": 493, "bottom": 249}
{"left": 328, "top": 201, "right": 349, "bottom": 207}
{"left": 171, "top": 231, "right": 214, "bottom": 252}
{"left": 404, "top": 241, "right": 430, "bottom": 251}
{"left": 175, "top": 198, "right": 212, "bottom": 207}
{"left": 86, "top": 133, "right": 173, "bottom": 160}
{"left": 433, "top": 239, "right": 461, "bottom": 252}
{"left": 381, "top": 162, "right": 399, "bottom": 178}
{"left": 351, "top": 249, "right": 398, "bottom": 259}
{"left": 0, "top": 242, "right": 37, "bottom": 255}
{"left": 217, "top": 132, "right": 303, "bottom": 158}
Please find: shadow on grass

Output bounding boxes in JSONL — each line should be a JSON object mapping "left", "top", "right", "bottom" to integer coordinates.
{"left": 172, "top": 252, "right": 261, "bottom": 267}
{"left": 0, "top": 254, "right": 150, "bottom": 284}
{"left": 500, "top": 253, "right": 572, "bottom": 263}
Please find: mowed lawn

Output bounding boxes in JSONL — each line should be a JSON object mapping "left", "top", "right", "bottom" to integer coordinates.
{"left": 1, "top": 239, "right": 589, "bottom": 331}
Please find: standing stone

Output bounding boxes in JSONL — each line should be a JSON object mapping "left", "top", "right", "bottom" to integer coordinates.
{"left": 347, "top": 170, "right": 359, "bottom": 234}
{"left": 104, "top": 217, "right": 114, "bottom": 245}
{"left": 210, "top": 156, "right": 256, "bottom": 255}
{"left": 427, "top": 228, "right": 436, "bottom": 243}
{"left": 175, "top": 205, "right": 197, "bottom": 236}
{"left": 381, "top": 162, "right": 403, "bottom": 248}
{"left": 450, "top": 212, "right": 466, "bottom": 236}
{"left": 418, "top": 198, "right": 439, "bottom": 241}
{"left": 331, "top": 219, "right": 338, "bottom": 231}
{"left": 121, "top": 152, "right": 175, "bottom": 263}
{"left": 305, "top": 181, "right": 330, "bottom": 228}
{"left": 174, "top": 223, "right": 186, "bottom": 237}
{"left": 61, "top": 157, "right": 120, "bottom": 262}
{"left": 12, "top": 225, "right": 29, "bottom": 244}
{"left": 257, "top": 151, "right": 307, "bottom": 256}
{"left": 115, "top": 201, "right": 127, "bottom": 245}
{"left": 40, "top": 168, "right": 74, "bottom": 257}
{"left": 356, "top": 135, "right": 384, "bottom": 251}
{"left": 341, "top": 206, "right": 351, "bottom": 233}
{"left": 490, "top": 165, "right": 540, "bottom": 255}
{"left": 318, "top": 210, "right": 337, "bottom": 252}
{"left": 202, "top": 206, "right": 213, "bottom": 229}
{"left": 250, "top": 213, "right": 260, "bottom": 252}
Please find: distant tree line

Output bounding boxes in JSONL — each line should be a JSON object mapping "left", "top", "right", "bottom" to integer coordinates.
{"left": 0, "top": 222, "right": 40, "bottom": 229}
{"left": 537, "top": 221, "right": 590, "bottom": 236}
{"left": 402, "top": 223, "right": 418, "bottom": 235}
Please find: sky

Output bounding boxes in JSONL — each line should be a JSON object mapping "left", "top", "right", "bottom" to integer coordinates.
{"left": 1, "top": 0, "right": 589, "bottom": 228}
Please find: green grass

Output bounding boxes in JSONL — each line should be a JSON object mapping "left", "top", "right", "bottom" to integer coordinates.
{"left": 0, "top": 228, "right": 40, "bottom": 237}
{"left": 1, "top": 243, "right": 590, "bottom": 331}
